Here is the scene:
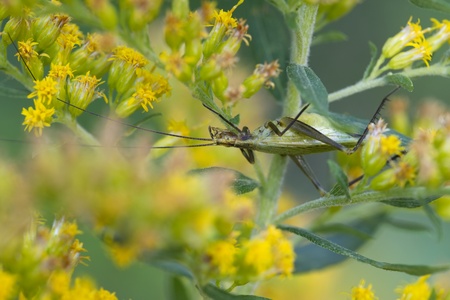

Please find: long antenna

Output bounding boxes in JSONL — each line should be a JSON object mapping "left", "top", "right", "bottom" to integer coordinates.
{"left": 8, "top": 33, "right": 213, "bottom": 142}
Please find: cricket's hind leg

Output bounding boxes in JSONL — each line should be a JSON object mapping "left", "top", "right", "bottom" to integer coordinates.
{"left": 290, "top": 155, "right": 328, "bottom": 196}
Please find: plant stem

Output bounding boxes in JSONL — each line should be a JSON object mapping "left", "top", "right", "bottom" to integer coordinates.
{"left": 329, "top": 64, "right": 450, "bottom": 103}
{"left": 256, "top": 3, "right": 318, "bottom": 228}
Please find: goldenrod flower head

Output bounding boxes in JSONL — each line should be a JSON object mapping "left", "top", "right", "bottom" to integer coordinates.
{"left": 238, "top": 225, "right": 294, "bottom": 279}
{"left": 21, "top": 99, "right": 55, "bottom": 136}
{"left": 242, "top": 60, "right": 281, "bottom": 98}
{"left": 351, "top": 279, "right": 378, "bottom": 300}
{"left": 67, "top": 71, "right": 106, "bottom": 117}
{"left": 0, "top": 269, "right": 16, "bottom": 300}
{"left": 15, "top": 38, "right": 38, "bottom": 61}
{"left": 393, "top": 160, "right": 416, "bottom": 187}
{"left": 57, "top": 22, "right": 83, "bottom": 50}
{"left": 48, "top": 63, "right": 74, "bottom": 80}
{"left": 388, "top": 37, "right": 432, "bottom": 69}
{"left": 108, "top": 46, "right": 148, "bottom": 94}
{"left": 49, "top": 270, "right": 71, "bottom": 295}
{"left": 129, "top": 83, "right": 157, "bottom": 111}
{"left": 212, "top": 0, "right": 243, "bottom": 28}
{"left": 428, "top": 19, "right": 450, "bottom": 52}
{"left": 110, "top": 45, "right": 148, "bottom": 69}
{"left": 380, "top": 135, "right": 404, "bottom": 156}
{"left": 206, "top": 239, "right": 238, "bottom": 276}
{"left": 203, "top": 0, "right": 244, "bottom": 59}
{"left": 32, "top": 14, "right": 71, "bottom": 50}
{"left": 27, "top": 76, "right": 58, "bottom": 105}
{"left": 160, "top": 51, "right": 192, "bottom": 82}
{"left": 396, "top": 275, "right": 431, "bottom": 300}
{"left": 382, "top": 17, "right": 424, "bottom": 59}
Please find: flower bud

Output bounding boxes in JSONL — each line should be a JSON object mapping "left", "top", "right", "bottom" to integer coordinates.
{"left": 32, "top": 14, "right": 70, "bottom": 51}
{"left": 361, "top": 137, "right": 387, "bottom": 176}
{"left": 382, "top": 17, "right": 423, "bottom": 59}
{"left": 370, "top": 169, "right": 396, "bottom": 191}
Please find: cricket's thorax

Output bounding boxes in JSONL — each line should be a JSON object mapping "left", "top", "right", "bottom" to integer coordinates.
{"left": 209, "top": 113, "right": 359, "bottom": 156}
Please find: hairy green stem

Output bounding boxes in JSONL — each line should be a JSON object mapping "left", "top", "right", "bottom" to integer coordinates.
{"left": 274, "top": 186, "right": 450, "bottom": 224}
{"left": 329, "top": 64, "right": 450, "bottom": 103}
{"left": 256, "top": 3, "right": 318, "bottom": 228}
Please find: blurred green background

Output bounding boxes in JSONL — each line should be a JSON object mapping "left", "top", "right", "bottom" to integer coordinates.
{"left": 1, "top": 0, "right": 450, "bottom": 298}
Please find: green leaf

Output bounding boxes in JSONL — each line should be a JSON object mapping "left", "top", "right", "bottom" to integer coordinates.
{"left": 152, "top": 260, "right": 194, "bottom": 279}
{"left": 202, "top": 284, "right": 270, "bottom": 300}
{"left": 291, "top": 213, "right": 385, "bottom": 273}
{"left": 385, "top": 218, "right": 430, "bottom": 232}
{"left": 193, "top": 81, "right": 216, "bottom": 108}
{"left": 327, "top": 160, "right": 350, "bottom": 199}
{"left": 279, "top": 225, "right": 450, "bottom": 275}
{"left": 423, "top": 204, "right": 443, "bottom": 239}
{"left": 286, "top": 64, "right": 329, "bottom": 114}
{"left": 189, "top": 167, "right": 259, "bottom": 195}
{"left": 363, "top": 42, "right": 378, "bottom": 79}
{"left": 385, "top": 74, "right": 414, "bottom": 92}
{"left": 311, "top": 30, "right": 347, "bottom": 46}
{"left": 381, "top": 195, "right": 441, "bottom": 208}
{"left": 167, "top": 276, "right": 192, "bottom": 300}
{"left": 0, "top": 85, "right": 28, "bottom": 99}
{"left": 409, "top": 0, "right": 450, "bottom": 13}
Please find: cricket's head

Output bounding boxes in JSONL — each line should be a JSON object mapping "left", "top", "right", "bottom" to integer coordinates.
{"left": 209, "top": 127, "right": 239, "bottom": 147}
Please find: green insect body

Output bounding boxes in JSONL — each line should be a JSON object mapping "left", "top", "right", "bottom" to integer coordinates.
{"left": 210, "top": 112, "right": 358, "bottom": 156}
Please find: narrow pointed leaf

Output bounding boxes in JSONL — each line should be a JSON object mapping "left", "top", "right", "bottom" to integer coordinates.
{"left": 167, "top": 276, "right": 192, "bottom": 300}
{"left": 291, "top": 213, "right": 385, "bottom": 273}
{"left": 363, "top": 41, "right": 378, "bottom": 79}
{"left": 152, "top": 260, "right": 194, "bottom": 279}
{"left": 189, "top": 167, "right": 259, "bottom": 195}
{"left": 409, "top": 0, "right": 450, "bottom": 13}
{"left": 287, "top": 64, "right": 329, "bottom": 114}
{"left": 327, "top": 160, "right": 350, "bottom": 199}
{"left": 279, "top": 225, "right": 449, "bottom": 275}
{"left": 312, "top": 30, "right": 347, "bottom": 46}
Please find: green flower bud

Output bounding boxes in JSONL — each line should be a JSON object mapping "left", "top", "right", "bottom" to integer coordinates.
{"left": 242, "top": 74, "right": 264, "bottom": 99}
{"left": 212, "top": 73, "right": 229, "bottom": 102}
{"left": 360, "top": 137, "right": 386, "bottom": 176}
{"left": 32, "top": 14, "right": 70, "bottom": 51}
{"left": 370, "top": 169, "right": 396, "bottom": 191}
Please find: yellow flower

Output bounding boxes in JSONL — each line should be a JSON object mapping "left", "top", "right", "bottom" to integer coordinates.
{"left": 380, "top": 135, "right": 404, "bottom": 156}
{"left": 388, "top": 37, "right": 432, "bottom": 69}
{"left": 110, "top": 45, "right": 148, "bottom": 69}
{"left": 21, "top": 99, "right": 55, "bottom": 136}
{"left": 129, "top": 84, "right": 157, "bottom": 111}
{"left": 95, "top": 288, "right": 118, "bottom": 300}
{"left": 27, "top": 77, "right": 58, "bottom": 105}
{"left": 48, "top": 63, "right": 74, "bottom": 80}
{"left": 351, "top": 279, "right": 378, "bottom": 300}
{"left": 243, "top": 238, "right": 273, "bottom": 275}
{"left": 0, "top": 269, "right": 16, "bottom": 300}
{"left": 57, "top": 22, "right": 83, "bottom": 50}
{"left": 15, "top": 38, "right": 39, "bottom": 61}
{"left": 67, "top": 71, "right": 106, "bottom": 117}
{"left": 211, "top": 0, "right": 243, "bottom": 28}
{"left": 206, "top": 239, "right": 237, "bottom": 276}
{"left": 428, "top": 19, "right": 450, "bottom": 52}
{"left": 108, "top": 243, "right": 139, "bottom": 267}
{"left": 382, "top": 17, "right": 424, "bottom": 59}
{"left": 396, "top": 275, "right": 431, "bottom": 300}
{"left": 49, "top": 271, "right": 71, "bottom": 295}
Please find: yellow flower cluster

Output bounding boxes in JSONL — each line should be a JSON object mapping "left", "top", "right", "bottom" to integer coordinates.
{"left": 368, "top": 17, "right": 450, "bottom": 79}
{"left": 0, "top": 218, "right": 117, "bottom": 299}
{"left": 0, "top": 140, "right": 292, "bottom": 286}
{"left": 206, "top": 225, "right": 295, "bottom": 283}
{"left": 3, "top": 8, "right": 171, "bottom": 137}
{"left": 359, "top": 98, "right": 450, "bottom": 192}
{"left": 349, "top": 276, "right": 448, "bottom": 300}
{"left": 160, "top": 0, "right": 280, "bottom": 106}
